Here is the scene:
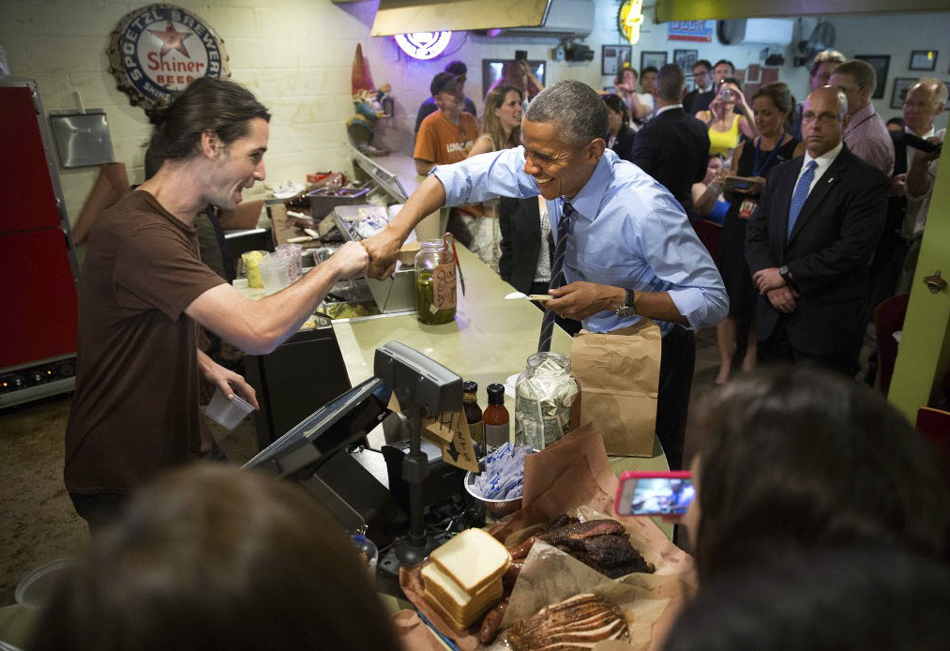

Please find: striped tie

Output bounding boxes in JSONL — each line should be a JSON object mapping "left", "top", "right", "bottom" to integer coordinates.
{"left": 537, "top": 201, "right": 575, "bottom": 353}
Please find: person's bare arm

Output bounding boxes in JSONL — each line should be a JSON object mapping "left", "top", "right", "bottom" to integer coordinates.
{"left": 467, "top": 135, "right": 495, "bottom": 158}
{"left": 362, "top": 174, "right": 448, "bottom": 278}
{"left": 691, "top": 181, "right": 720, "bottom": 216}
{"left": 415, "top": 158, "right": 435, "bottom": 176}
{"left": 197, "top": 349, "right": 259, "bottom": 409}
{"left": 185, "top": 242, "right": 367, "bottom": 355}
{"left": 547, "top": 282, "right": 687, "bottom": 325}
{"left": 906, "top": 142, "right": 940, "bottom": 198}
{"left": 630, "top": 93, "right": 651, "bottom": 120}
{"left": 738, "top": 114, "right": 757, "bottom": 139}
{"left": 522, "top": 61, "right": 544, "bottom": 96}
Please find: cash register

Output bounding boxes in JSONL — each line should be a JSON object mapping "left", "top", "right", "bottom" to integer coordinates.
{"left": 244, "top": 342, "right": 474, "bottom": 574}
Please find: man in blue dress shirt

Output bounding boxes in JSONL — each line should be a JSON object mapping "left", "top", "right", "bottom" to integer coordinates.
{"left": 364, "top": 80, "right": 727, "bottom": 469}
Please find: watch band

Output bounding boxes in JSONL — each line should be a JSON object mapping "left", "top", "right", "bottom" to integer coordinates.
{"left": 615, "top": 288, "right": 636, "bottom": 318}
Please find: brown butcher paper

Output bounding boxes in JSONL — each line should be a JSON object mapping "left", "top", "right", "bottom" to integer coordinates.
{"left": 571, "top": 320, "right": 661, "bottom": 457}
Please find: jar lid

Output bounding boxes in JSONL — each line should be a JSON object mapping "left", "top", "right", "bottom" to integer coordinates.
{"left": 463, "top": 380, "right": 478, "bottom": 392}
{"left": 487, "top": 383, "right": 505, "bottom": 404}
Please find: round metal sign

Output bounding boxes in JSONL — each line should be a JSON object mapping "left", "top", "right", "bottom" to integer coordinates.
{"left": 108, "top": 4, "right": 230, "bottom": 114}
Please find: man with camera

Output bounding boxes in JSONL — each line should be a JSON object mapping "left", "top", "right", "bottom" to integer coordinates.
{"left": 887, "top": 78, "right": 946, "bottom": 296}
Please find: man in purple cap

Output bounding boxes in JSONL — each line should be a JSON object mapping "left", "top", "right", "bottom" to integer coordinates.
{"left": 414, "top": 60, "right": 477, "bottom": 134}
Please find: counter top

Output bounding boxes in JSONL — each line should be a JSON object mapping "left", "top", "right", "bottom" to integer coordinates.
{"left": 331, "top": 245, "right": 573, "bottom": 391}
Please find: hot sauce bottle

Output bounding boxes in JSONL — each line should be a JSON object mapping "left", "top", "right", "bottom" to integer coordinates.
{"left": 462, "top": 381, "right": 484, "bottom": 451}
{"left": 483, "top": 383, "right": 510, "bottom": 450}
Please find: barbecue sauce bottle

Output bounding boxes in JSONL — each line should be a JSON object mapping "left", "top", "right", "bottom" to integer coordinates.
{"left": 483, "top": 384, "right": 510, "bottom": 450}
{"left": 462, "top": 381, "right": 484, "bottom": 451}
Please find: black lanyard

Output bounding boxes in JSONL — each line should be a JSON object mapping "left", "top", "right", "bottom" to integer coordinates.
{"left": 752, "top": 138, "right": 782, "bottom": 177}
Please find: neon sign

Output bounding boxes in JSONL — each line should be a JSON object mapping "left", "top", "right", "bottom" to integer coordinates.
{"left": 394, "top": 32, "right": 452, "bottom": 60}
{"left": 617, "top": 0, "right": 644, "bottom": 44}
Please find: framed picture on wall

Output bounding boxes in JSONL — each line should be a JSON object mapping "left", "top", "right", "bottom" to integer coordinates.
{"left": 602, "top": 45, "right": 633, "bottom": 77}
{"left": 909, "top": 50, "right": 938, "bottom": 71}
{"left": 480, "top": 59, "right": 546, "bottom": 98}
{"left": 855, "top": 55, "right": 890, "bottom": 99}
{"left": 640, "top": 51, "right": 668, "bottom": 72}
{"left": 891, "top": 77, "right": 916, "bottom": 109}
{"left": 673, "top": 49, "right": 698, "bottom": 71}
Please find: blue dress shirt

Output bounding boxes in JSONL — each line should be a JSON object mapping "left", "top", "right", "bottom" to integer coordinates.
{"left": 433, "top": 147, "right": 728, "bottom": 335}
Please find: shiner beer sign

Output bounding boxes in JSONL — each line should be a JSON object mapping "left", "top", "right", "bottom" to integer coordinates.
{"left": 108, "top": 4, "right": 230, "bottom": 113}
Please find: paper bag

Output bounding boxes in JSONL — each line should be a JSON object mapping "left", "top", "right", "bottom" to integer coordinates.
{"left": 571, "top": 320, "right": 662, "bottom": 457}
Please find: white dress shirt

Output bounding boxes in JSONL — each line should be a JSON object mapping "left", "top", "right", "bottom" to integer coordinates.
{"left": 795, "top": 140, "right": 844, "bottom": 197}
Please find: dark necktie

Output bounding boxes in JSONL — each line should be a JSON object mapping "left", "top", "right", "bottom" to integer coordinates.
{"left": 787, "top": 160, "right": 818, "bottom": 236}
{"left": 537, "top": 201, "right": 575, "bottom": 353}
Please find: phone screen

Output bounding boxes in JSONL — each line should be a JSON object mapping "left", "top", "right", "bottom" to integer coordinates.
{"left": 628, "top": 478, "right": 695, "bottom": 516}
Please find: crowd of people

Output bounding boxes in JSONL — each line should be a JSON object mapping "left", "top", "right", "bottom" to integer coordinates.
{"left": 410, "top": 54, "right": 946, "bottom": 390}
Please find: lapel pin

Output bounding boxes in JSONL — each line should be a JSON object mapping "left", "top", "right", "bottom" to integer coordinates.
{"left": 827, "top": 177, "right": 834, "bottom": 183}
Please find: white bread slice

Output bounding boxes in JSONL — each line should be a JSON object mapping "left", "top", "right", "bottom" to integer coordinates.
{"left": 424, "top": 575, "right": 504, "bottom": 630}
{"left": 429, "top": 528, "right": 511, "bottom": 593}
{"left": 423, "top": 564, "right": 503, "bottom": 620}
{"left": 422, "top": 562, "right": 498, "bottom": 612}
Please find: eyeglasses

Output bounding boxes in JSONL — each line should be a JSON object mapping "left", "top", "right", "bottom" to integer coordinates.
{"left": 801, "top": 112, "right": 840, "bottom": 125}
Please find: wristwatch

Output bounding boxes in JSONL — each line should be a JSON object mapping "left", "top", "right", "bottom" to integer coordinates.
{"left": 615, "top": 288, "right": 637, "bottom": 318}
{"left": 779, "top": 265, "right": 794, "bottom": 287}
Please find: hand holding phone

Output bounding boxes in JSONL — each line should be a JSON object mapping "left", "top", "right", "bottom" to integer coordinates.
{"left": 515, "top": 50, "right": 528, "bottom": 62}
{"left": 615, "top": 471, "right": 694, "bottom": 517}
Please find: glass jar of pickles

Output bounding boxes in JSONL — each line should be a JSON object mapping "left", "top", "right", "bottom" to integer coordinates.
{"left": 414, "top": 238, "right": 457, "bottom": 325}
{"left": 515, "top": 352, "right": 578, "bottom": 450}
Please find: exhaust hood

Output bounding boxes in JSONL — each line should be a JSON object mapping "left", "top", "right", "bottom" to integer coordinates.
{"left": 370, "top": 0, "right": 551, "bottom": 37}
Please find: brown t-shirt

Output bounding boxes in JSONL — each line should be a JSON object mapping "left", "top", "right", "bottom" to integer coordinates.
{"left": 415, "top": 111, "right": 482, "bottom": 217}
{"left": 64, "top": 190, "right": 225, "bottom": 495}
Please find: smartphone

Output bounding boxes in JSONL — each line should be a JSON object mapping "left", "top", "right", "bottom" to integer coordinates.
{"left": 904, "top": 132, "right": 943, "bottom": 155}
{"left": 515, "top": 50, "right": 528, "bottom": 62}
{"left": 723, "top": 177, "right": 753, "bottom": 192}
{"left": 615, "top": 471, "right": 694, "bottom": 516}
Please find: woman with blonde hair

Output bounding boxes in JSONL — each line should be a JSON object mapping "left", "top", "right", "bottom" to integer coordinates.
{"left": 466, "top": 85, "right": 524, "bottom": 269}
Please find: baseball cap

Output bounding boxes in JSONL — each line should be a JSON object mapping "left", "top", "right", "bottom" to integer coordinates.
{"left": 444, "top": 60, "right": 467, "bottom": 76}
{"left": 430, "top": 72, "right": 459, "bottom": 97}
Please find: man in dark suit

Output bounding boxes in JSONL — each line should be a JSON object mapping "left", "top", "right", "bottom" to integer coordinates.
{"left": 631, "top": 63, "right": 710, "bottom": 212}
{"left": 746, "top": 86, "right": 891, "bottom": 376}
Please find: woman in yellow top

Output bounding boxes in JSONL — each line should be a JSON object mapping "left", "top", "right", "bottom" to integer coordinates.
{"left": 696, "top": 78, "right": 757, "bottom": 158}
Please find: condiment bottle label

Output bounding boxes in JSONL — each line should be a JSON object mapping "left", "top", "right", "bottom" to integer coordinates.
{"left": 484, "top": 422, "right": 510, "bottom": 449}
{"left": 433, "top": 262, "right": 457, "bottom": 311}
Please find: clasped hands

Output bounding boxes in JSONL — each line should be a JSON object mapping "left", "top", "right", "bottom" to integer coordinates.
{"left": 752, "top": 267, "right": 799, "bottom": 314}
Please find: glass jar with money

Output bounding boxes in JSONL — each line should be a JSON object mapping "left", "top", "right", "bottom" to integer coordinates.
{"left": 514, "top": 352, "right": 578, "bottom": 450}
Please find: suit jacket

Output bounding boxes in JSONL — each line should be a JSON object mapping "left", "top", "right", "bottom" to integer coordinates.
{"left": 631, "top": 107, "right": 710, "bottom": 212}
{"left": 745, "top": 145, "right": 891, "bottom": 356}
{"left": 499, "top": 196, "right": 544, "bottom": 294}
{"left": 690, "top": 89, "right": 715, "bottom": 115}
{"left": 609, "top": 124, "right": 637, "bottom": 163}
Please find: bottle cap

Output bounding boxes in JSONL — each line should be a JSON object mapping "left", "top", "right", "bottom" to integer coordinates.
{"left": 487, "top": 383, "right": 505, "bottom": 405}
{"left": 463, "top": 380, "right": 478, "bottom": 393}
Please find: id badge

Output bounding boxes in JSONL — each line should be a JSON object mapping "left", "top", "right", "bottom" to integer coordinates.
{"left": 738, "top": 199, "right": 758, "bottom": 219}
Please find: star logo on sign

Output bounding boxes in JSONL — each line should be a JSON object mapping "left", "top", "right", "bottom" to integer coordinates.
{"left": 148, "top": 21, "right": 192, "bottom": 59}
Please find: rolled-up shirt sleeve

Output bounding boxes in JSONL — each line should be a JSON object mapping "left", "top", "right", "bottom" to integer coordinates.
{"left": 433, "top": 146, "right": 540, "bottom": 205}
{"left": 637, "top": 204, "right": 729, "bottom": 330}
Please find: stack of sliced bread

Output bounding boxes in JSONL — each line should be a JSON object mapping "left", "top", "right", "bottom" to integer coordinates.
{"left": 422, "top": 528, "right": 511, "bottom": 631}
